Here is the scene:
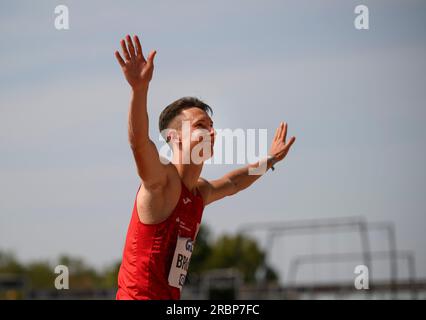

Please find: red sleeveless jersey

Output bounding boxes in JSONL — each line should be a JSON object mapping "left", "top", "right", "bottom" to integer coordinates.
{"left": 116, "top": 181, "right": 204, "bottom": 300}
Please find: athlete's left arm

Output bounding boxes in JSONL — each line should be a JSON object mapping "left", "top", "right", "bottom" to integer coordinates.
{"left": 199, "top": 122, "right": 296, "bottom": 206}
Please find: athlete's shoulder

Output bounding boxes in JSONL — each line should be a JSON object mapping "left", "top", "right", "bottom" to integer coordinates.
{"left": 196, "top": 177, "right": 212, "bottom": 204}
{"left": 197, "top": 177, "right": 211, "bottom": 188}
{"left": 136, "top": 165, "right": 182, "bottom": 224}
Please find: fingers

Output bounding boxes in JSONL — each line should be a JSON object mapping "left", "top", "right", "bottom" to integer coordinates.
{"left": 283, "top": 136, "right": 296, "bottom": 153}
{"left": 276, "top": 121, "right": 288, "bottom": 142}
{"left": 147, "top": 50, "right": 157, "bottom": 67}
{"left": 278, "top": 122, "right": 285, "bottom": 141}
{"left": 115, "top": 51, "right": 126, "bottom": 67}
{"left": 118, "top": 34, "right": 154, "bottom": 64}
{"left": 120, "top": 39, "right": 131, "bottom": 61}
{"left": 275, "top": 122, "right": 283, "bottom": 141}
{"left": 283, "top": 122, "right": 288, "bottom": 142}
{"left": 126, "top": 35, "right": 136, "bottom": 59}
{"left": 276, "top": 136, "right": 296, "bottom": 159}
{"left": 134, "top": 35, "right": 146, "bottom": 61}
{"left": 273, "top": 126, "right": 280, "bottom": 141}
{"left": 287, "top": 136, "right": 296, "bottom": 148}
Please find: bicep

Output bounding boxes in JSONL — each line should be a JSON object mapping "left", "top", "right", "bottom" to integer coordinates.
{"left": 131, "top": 139, "right": 168, "bottom": 188}
{"left": 199, "top": 177, "right": 237, "bottom": 206}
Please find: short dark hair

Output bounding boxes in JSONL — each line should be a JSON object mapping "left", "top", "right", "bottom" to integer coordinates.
{"left": 158, "top": 97, "right": 213, "bottom": 134}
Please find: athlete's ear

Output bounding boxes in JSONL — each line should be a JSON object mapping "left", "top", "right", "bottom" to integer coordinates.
{"left": 166, "top": 129, "right": 181, "bottom": 145}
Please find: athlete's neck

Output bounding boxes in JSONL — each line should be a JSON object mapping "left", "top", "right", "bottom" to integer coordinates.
{"left": 170, "top": 142, "right": 206, "bottom": 193}
{"left": 171, "top": 153, "right": 203, "bottom": 194}
{"left": 174, "top": 163, "right": 203, "bottom": 193}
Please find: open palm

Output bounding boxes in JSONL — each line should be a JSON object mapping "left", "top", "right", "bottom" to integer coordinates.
{"left": 115, "top": 35, "right": 157, "bottom": 90}
{"left": 269, "top": 122, "right": 296, "bottom": 163}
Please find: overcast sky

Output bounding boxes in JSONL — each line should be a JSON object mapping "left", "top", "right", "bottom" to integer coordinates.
{"left": 1, "top": 0, "right": 425, "bottom": 285}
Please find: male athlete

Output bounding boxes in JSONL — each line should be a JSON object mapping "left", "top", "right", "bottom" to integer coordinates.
{"left": 114, "top": 35, "right": 296, "bottom": 300}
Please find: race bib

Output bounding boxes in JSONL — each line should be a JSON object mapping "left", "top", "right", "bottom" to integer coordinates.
{"left": 168, "top": 236, "right": 194, "bottom": 289}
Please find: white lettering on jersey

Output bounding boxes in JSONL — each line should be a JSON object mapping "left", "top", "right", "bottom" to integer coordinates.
{"left": 168, "top": 236, "right": 194, "bottom": 289}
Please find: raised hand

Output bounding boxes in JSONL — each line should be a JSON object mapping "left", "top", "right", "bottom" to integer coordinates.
{"left": 115, "top": 35, "right": 157, "bottom": 90}
{"left": 269, "top": 122, "right": 296, "bottom": 163}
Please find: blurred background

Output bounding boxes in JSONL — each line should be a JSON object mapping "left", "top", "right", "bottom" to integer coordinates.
{"left": 1, "top": 0, "right": 425, "bottom": 299}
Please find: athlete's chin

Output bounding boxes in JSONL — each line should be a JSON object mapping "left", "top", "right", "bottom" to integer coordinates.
{"left": 202, "top": 153, "right": 213, "bottom": 162}
{"left": 201, "top": 151, "right": 214, "bottom": 162}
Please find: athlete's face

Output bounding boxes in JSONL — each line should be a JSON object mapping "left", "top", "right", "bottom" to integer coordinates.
{"left": 173, "top": 107, "right": 215, "bottom": 163}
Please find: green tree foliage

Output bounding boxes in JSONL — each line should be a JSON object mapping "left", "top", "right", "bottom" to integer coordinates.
{"left": 188, "top": 224, "right": 212, "bottom": 274}
{"left": 0, "top": 224, "right": 278, "bottom": 297}
{"left": 0, "top": 251, "right": 110, "bottom": 290}
{"left": 57, "top": 255, "right": 102, "bottom": 289}
{"left": 190, "top": 226, "right": 278, "bottom": 284}
{"left": 0, "top": 251, "right": 25, "bottom": 274}
{"left": 206, "top": 234, "right": 264, "bottom": 283}
{"left": 25, "top": 261, "right": 54, "bottom": 289}
{"left": 100, "top": 261, "right": 121, "bottom": 289}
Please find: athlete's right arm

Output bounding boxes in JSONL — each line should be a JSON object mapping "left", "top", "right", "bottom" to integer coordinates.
{"left": 115, "top": 35, "right": 167, "bottom": 189}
